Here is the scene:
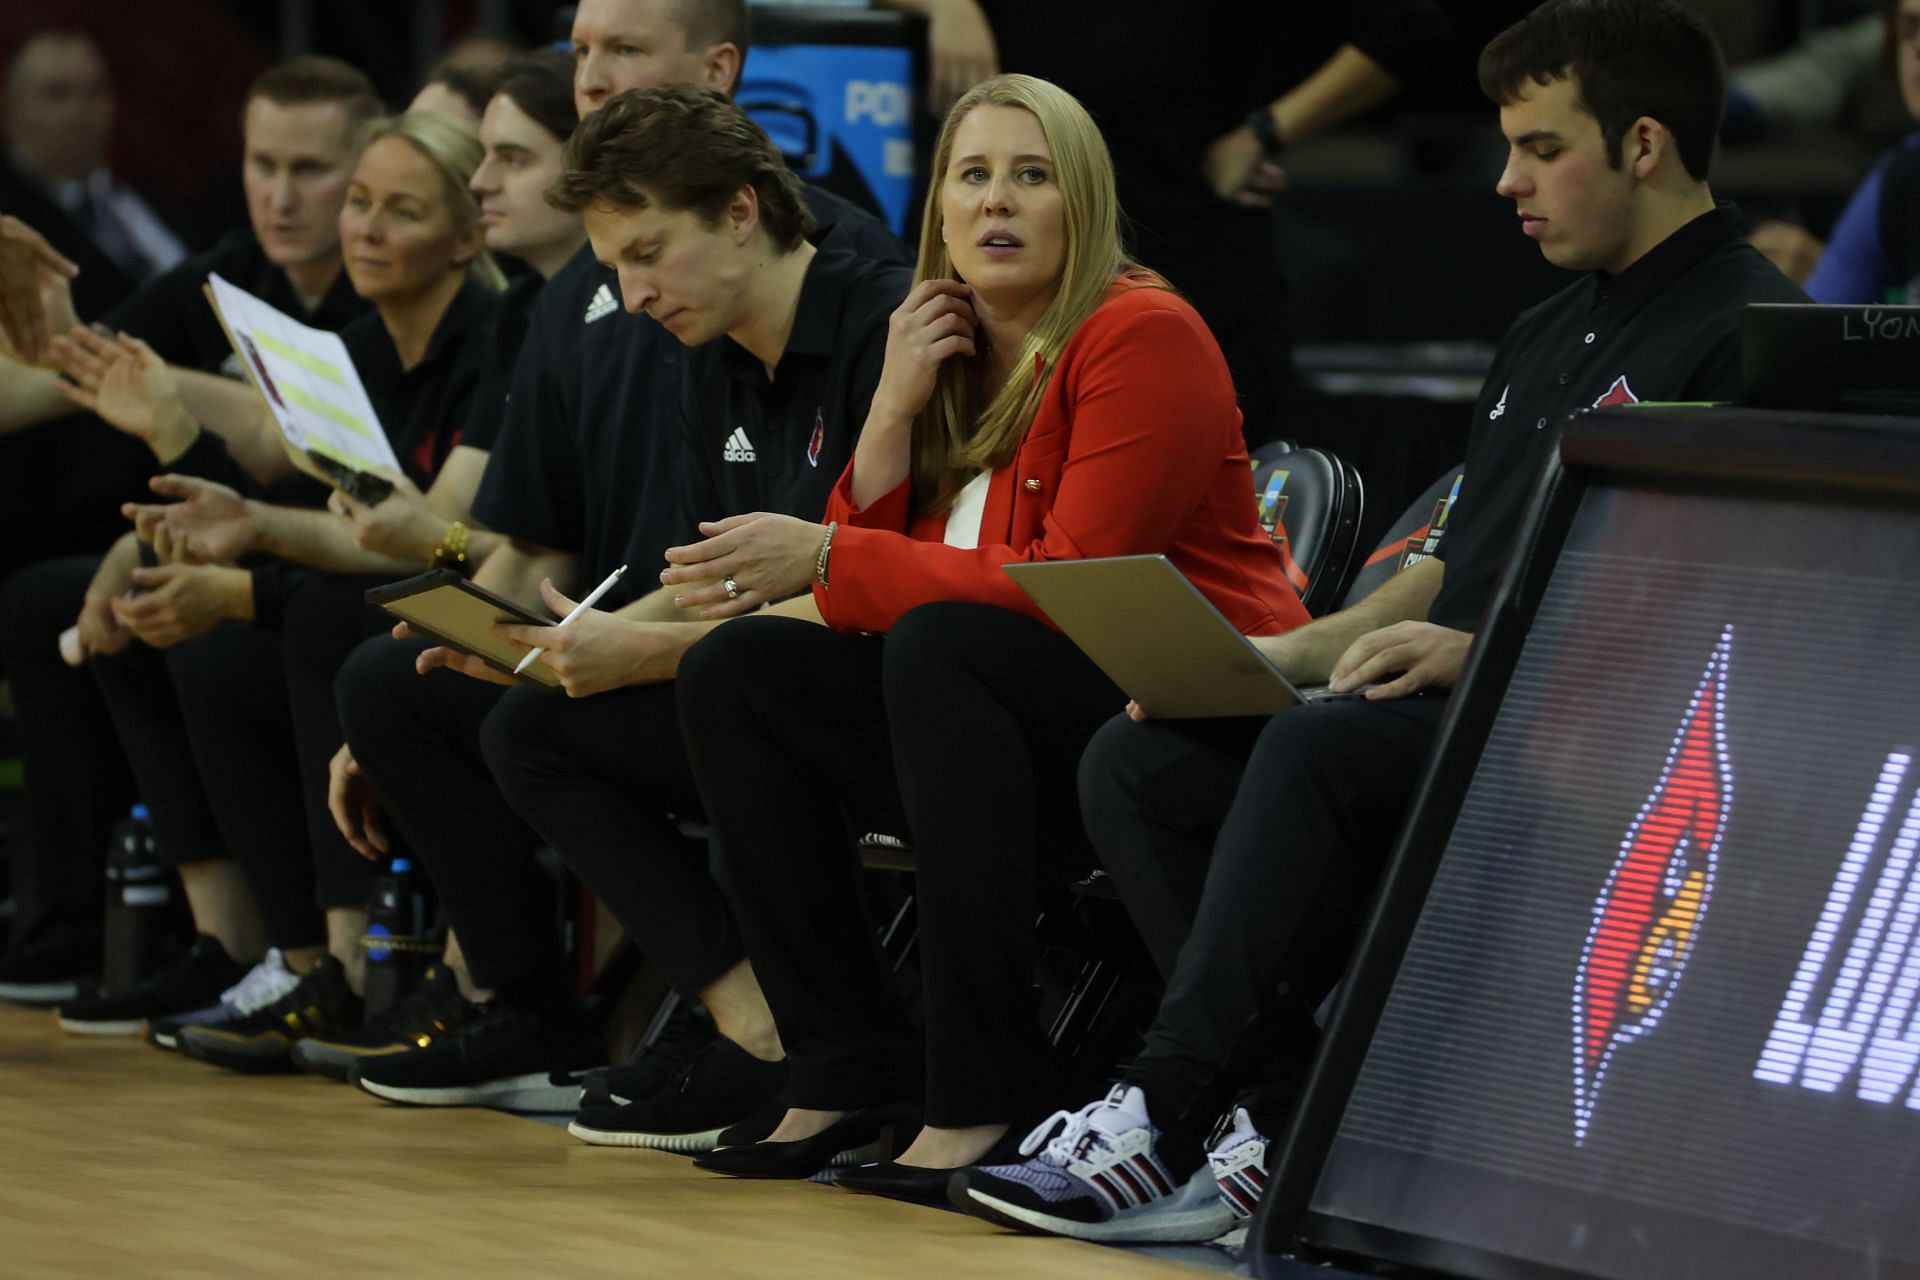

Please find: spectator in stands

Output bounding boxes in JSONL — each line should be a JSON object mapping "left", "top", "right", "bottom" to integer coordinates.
{"left": 669, "top": 72, "right": 1310, "bottom": 1196}
{"left": 0, "top": 29, "right": 185, "bottom": 303}
{"left": 0, "top": 57, "right": 380, "bottom": 1010}
{"left": 329, "top": 0, "right": 902, "bottom": 1114}
{"left": 42, "top": 111, "right": 507, "bottom": 1065}
{"left": 948, "top": 0, "right": 1807, "bottom": 1242}
{"left": 1796, "top": 0, "right": 1920, "bottom": 298}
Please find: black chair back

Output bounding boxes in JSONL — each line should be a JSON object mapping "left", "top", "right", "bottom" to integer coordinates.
{"left": 1250, "top": 441, "right": 1364, "bottom": 617}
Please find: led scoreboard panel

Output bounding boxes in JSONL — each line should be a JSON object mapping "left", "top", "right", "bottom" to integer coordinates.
{"left": 1287, "top": 410, "right": 1920, "bottom": 1280}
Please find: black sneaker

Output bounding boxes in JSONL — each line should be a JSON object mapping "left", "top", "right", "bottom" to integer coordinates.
{"left": 55, "top": 935, "right": 248, "bottom": 1036}
{"left": 353, "top": 1002, "right": 581, "bottom": 1112}
{"left": 177, "top": 955, "right": 362, "bottom": 1073}
{"left": 0, "top": 924, "right": 100, "bottom": 1005}
{"left": 567, "top": 1038, "right": 787, "bottom": 1152}
{"left": 289, "top": 965, "right": 481, "bottom": 1082}
{"left": 579, "top": 1000, "right": 717, "bottom": 1108}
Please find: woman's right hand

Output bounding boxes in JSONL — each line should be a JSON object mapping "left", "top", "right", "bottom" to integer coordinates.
{"left": 870, "top": 279, "right": 978, "bottom": 426}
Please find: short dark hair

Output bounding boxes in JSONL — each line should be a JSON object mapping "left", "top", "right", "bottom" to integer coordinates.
{"left": 673, "top": 0, "right": 751, "bottom": 66}
{"left": 492, "top": 49, "right": 576, "bottom": 143}
{"left": 547, "top": 84, "right": 813, "bottom": 251}
{"left": 424, "top": 60, "right": 498, "bottom": 119}
{"left": 1478, "top": 0, "right": 1725, "bottom": 181}
{"left": 246, "top": 55, "right": 383, "bottom": 131}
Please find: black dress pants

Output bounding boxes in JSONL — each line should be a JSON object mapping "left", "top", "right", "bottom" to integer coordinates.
{"left": 280, "top": 574, "right": 393, "bottom": 914}
{"left": 1078, "top": 693, "right": 1448, "bottom": 1130}
{"left": 481, "top": 681, "right": 741, "bottom": 1000}
{"left": 164, "top": 621, "right": 319, "bottom": 949}
{"left": 0, "top": 556, "right": 134, "bottom": 937}
{"left": 335, "top": 633, "right": 557, "bottom": 995}
{"left": 92, "top": 638, "right": 227, "bottom": 871}
{"left": 677, "top": 602, "right": 1123, "bottom": 1125}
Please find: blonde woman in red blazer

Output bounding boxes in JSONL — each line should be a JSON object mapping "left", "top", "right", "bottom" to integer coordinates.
{"left": 668, "top": 75, "right": 1309, "bottom": 1197}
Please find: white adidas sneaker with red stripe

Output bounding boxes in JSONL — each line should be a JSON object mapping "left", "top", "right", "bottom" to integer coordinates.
{"left": 947, "top": 1085, "right": 1235, "bottom": 1243}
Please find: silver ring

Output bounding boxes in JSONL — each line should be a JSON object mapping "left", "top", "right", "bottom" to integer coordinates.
{"left": 724, "top": 576, "right": 739, "bottom": 601}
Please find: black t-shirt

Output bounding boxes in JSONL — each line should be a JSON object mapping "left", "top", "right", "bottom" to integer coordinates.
{"left": 1428, "top": 205, "right": 1807, "bottom": 633}
{"left": 339, "top": 278, "right": 500, "bottom": 489}
{"left": 464, "top": 271, "right": 545, "bottom": 454}
{"left": 107, "top": 228, "right": 366, "bottom": 374}
{"left": 677, "top": 248, "right": 908, "bottom": 532}
{"left": 471, "top": 185, "right": 905, "bottom": 610}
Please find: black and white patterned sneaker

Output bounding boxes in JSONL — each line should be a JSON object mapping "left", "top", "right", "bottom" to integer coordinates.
{"left": 949, "top": 1085, "right": 1234, "bottom": 1243}
{"left": 353, "top": 1002, "right": 580, "bottom": 1112}
{"left": 1205, "top": 1106, "right": 1269, "bottom": 1247}
{"left": 56, "top": 935, "right": 247, "bottom": 1036}
{"left": 567, "top": 1038, "right": 786, "bottom": 1151}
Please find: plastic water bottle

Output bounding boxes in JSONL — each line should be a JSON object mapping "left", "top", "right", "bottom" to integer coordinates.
{"left": 363, "top": 857, "right": 431, "bottom": 1020}
{"left": 101, "top": 804, "right": 172, "bottom": 994}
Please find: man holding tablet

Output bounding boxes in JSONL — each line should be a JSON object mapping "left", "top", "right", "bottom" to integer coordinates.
{"left": 951, "top": 0, "right": 1807, "bottom": 1244}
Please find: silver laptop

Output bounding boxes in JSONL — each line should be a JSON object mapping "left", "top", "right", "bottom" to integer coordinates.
{"left": 1003, "top": 554, "right": 1338, "bottom": 718}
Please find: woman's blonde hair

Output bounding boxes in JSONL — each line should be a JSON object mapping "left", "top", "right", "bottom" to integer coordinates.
{"left": 909, "top": 74, "right": 1156, "bottom": 514}
{"left": 356, "top": 111, "right": 508, "bottom": 292}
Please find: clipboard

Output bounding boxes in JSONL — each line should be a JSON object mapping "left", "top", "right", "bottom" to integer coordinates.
{"left": 201, "top": 275, "right": 399, "bottom": 496}
{"left": 1003, "top": 554, "right": 1338, "bottom": 718}
{"left": 364, "top": 569, "right": 562, "bottom": 688}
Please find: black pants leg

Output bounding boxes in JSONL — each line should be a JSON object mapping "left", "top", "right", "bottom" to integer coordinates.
{"left": 882, "top": 602, "right": 1124, "bottom": 1127}
{"left": 92, "top": 640, "right": 228, "bottom": 871}
{"left": 481, "top": 681, "right": 741, "bottom": 999}
{"left": 336, "top": 633, "right": 556, "bottom": 994}
{"left": 678, "top": 616, "right": 918, "bottom": 1110}
{"left": 0, "top": 557, "right": 134, "bottom": 937}
{"left": 280, "top": 575, "right": 392, "bottom": 914}
{"left": 1101, "top": 694, "right": 1447, "bottom": 1127}
{"left": 166, "top": 621, "right": 321, "bottom": 950}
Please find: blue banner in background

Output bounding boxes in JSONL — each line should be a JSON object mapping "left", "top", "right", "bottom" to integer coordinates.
{"left": 740, "top": 43, "right": 917, "bottom": 238}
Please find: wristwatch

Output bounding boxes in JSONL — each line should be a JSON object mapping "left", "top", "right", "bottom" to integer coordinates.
{"left": 1246, "top": 105, "right": 1285, "bottom": 158}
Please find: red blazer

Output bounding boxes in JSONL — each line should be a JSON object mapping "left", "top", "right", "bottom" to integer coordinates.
{"left": 814, "top": 279, "right": 1309, "bottom": 638}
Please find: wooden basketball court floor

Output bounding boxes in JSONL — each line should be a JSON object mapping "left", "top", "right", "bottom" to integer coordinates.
{"left": 0, "top": 1003, "right": 1230, "bottom": 1278}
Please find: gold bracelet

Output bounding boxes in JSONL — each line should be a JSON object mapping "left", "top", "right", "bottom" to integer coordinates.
{"left": 814, "top": 521, "right": 837, "bottom": 586}
{"left": 430, "top": 520, "right": 470, "bottom": 574}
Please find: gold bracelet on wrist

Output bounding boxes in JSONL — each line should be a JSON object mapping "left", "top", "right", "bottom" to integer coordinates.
{"left": 430, "top": 520, "right": 470, "bottom": 575}
{"left": 814, "top": 521, "right": 837, "bottom": 586}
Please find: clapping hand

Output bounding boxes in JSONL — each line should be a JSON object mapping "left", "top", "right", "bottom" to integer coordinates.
{"left": 0, "top": 216, "right": 79, "bottom": 366}
{"left": 124, "top": 474, "right": 261, "bottom": 565}
{"left": 50, "top": 328, "right": 185, "bottom": 444}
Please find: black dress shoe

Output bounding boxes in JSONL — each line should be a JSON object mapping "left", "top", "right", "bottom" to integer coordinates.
{"left": 833, "top": 1161, "right": 958, "bottom": 1204}
{"left": 693, "top": 1103, "right": 920, "bottom": 1180}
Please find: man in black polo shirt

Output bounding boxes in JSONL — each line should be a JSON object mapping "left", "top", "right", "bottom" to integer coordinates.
{"left": 951, "top": 0, "right": 1808, "bottom": 1242}
{"left": 335, "top": 77, "right": 905, "bottom": 1115}
{"left": 0, "top": 57, "right": 378, "bottom": 1004}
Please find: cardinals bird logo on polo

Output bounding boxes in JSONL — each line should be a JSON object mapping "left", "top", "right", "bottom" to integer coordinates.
{"left": 806, "top": 407, "right": 825, "bottom": 468}
{"left": 1592, "top": 375, "right": 1640, "bottom": 409}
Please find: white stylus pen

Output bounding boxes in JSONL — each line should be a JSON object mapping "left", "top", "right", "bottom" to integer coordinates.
{"left": 513, "top": 564, "right": 626, "bottom": 676}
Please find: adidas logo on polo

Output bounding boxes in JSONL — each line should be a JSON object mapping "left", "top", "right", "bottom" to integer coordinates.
{"left": 722, "top": 427, "right": 757, "bottom": 463}
{"left": 584, "top": 283, "right": 618, "bottom": 324}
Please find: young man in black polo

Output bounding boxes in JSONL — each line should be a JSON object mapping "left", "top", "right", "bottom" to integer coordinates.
{"left": 950, "top": 0, "right": 1808, "bottom": 1242}
{"left": 317, "top": 0, "right": 903, "bottom": 1096}
{"left": 338, "top": 85, "right": 907, "bottom": 1123}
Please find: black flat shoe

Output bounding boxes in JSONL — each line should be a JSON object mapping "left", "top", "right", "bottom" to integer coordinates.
{"left": 692, "top": 1103, "right": 920, "bottom": 1180}
{"left": 833, "top": 1161, "right": 958, "bottom": 1204}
